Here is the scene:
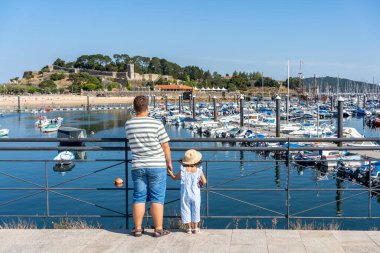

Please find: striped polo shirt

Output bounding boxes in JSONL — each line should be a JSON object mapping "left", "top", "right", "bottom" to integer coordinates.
{"left": 125, "top": 117, "right": 170, "bottom": 169}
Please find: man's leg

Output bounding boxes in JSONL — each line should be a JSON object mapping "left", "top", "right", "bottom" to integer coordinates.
{"left": 147, "top": 168, "right": 167, "bottom": 230}
{"left": 133, "top": 203, "right": 145, "bottom": 229}
{"left": 151, "top": 203, "right": 164, "bottom": 230}
{"left": 131, "top": 169, "right": 147, "bottom": 229}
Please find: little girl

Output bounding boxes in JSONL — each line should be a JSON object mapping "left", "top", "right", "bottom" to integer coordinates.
{"left": 168, "top": 149, "right": 207, "bottom": 234}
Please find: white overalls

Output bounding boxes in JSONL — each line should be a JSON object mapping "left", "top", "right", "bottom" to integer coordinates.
{"left": 180, "top": 165, "right": 202, "bottom": 224}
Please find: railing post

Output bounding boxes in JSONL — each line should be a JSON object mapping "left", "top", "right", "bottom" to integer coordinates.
{"left": 240, "top": 95, "right": 244, "bottom": 127}
{"left": 87, "top": 95, "right": 90, "bottom": 111}
{"left": 192, "top": 96, "right": 196, "bottom": 119}
{"left": 45, "top": 161, "right": 50, "bottom": 217}
{"left": 206, "top": 161, "right": 209, "bottom": 217}
{"left": 337, "top": 96, "right": 344, "bottom": 147}
{"left": 275, "top": 95, "right": 281, "bottom": 137}
{"left": 286, "top": 137, "right": 290, "bottom": 229}
{"left": 125, "top": 140, "right": 129, "bottom": 229}
{"left": 165, "top": 96, "right": 168, "bottom": 112}
{"left": 368, "top": 160, "right": 372, "bottom": 218}
{"left": 153, "top": 95, "right": 156, "bottom": 109}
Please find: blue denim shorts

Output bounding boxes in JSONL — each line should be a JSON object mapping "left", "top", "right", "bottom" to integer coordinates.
{"left": 131, "top": 168, "right": 167, "bottom": 204}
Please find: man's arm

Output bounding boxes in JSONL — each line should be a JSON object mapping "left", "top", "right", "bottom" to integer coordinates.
{"left": 161, "top": 142, "right": 173, "bottom": 172}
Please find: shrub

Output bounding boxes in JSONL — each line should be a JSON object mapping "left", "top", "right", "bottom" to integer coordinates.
{"left": 50, "top": 72, "right": 65, "bottom": 81}
{"left": 107, "top": 82, "right": 120, "bottom": 91}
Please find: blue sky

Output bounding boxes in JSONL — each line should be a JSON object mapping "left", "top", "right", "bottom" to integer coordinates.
{"left": 0, "top": 0, "right": 379, "bottom": 83}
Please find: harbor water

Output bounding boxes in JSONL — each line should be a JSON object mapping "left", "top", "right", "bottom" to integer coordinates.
{"left": 0, "top": 110, "right": 379, "bottom": 229}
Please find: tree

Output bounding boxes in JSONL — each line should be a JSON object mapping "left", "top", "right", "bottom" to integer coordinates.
{"left": 23, "top": 72, "right": 34, "bottom": 79}
{"left": 39, "top": 80, "right": 57, "bottom": 93}
{"left": 148, "top": 57, "right": 162, "bottom": 74}
{"left": 227, "top": 83, "right": 237, "bottom": 91}
{"left": 53, "top": 58, "right": 65, "bottom": 67}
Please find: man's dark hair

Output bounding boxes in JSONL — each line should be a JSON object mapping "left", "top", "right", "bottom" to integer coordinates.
{"left": 133, "top": 95, "right": 148, "bottom": 113}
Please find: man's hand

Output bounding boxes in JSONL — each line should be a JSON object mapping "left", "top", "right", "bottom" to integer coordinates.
{"left": 161, "top": 142, "right": 173, "bottom": 172}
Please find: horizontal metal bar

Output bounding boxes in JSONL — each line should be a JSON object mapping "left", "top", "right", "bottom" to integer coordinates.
{"left": 1, "top": 137, "right": 380, "bottom": 143}
{"left": 0, "top": 159, "right": 126, "bottom": 162}
{"left": 0, "top": 145, "right": 379, "bottom": 152}
{"left": 0, "top": 215, "right": 125, "bottom": 218}
{"left": 0, "top": 188, "right": 127, "bottom": 191}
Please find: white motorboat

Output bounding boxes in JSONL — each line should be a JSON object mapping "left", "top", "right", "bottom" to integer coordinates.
{"left": 343, "top": 127, "right": 379, "bottom": 147}
{"left": 41, "top": 124, "right": 60, "bottom": 133}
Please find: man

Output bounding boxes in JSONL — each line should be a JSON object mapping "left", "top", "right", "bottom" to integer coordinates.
{"left": 125, "top": 95, "right": 172, "bottom": 237}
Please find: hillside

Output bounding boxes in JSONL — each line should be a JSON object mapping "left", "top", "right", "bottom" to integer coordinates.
{"left": 1, "top": 53, "right": 375, "bottom": 95}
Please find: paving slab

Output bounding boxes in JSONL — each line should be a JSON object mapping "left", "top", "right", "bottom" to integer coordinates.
{"left": 299, "top": 231, "right": 345, "bottom": 253}
{"left": 230, "top": 230, "right": 268, "bottom": 253}
{"left": 265, "top": 230, "right": 307, "bottom": 253}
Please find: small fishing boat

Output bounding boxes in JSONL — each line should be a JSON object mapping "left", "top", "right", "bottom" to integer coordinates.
{"left": 0, "top": 129, "right": 9, "bottom": 137}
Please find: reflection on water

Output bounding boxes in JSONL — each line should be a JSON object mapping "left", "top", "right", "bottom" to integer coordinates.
{"left": 336, "top": 179, "right": 343, "bottom": 216}
{"left": 73, "top": 111, "right": 131, "bottom": 133}
{"left": 53, "top": 163, "right": 75, "bottom": 175}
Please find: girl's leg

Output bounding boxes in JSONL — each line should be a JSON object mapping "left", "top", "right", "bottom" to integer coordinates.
{"left": 185, "top": 223, "right": 192, "bottom": 234}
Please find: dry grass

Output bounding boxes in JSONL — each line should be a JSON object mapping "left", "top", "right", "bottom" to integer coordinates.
{"left": 52, "top": 217, "right": 102, "bottom": 229}
{"left": 0, "top": 219, "right": 37, "bottom": 229}
{"left": 288, "top": 219, "right": 341, "bottom": 230}
{"left": 225, "top": 218, "right": 344, "bottom": 230}
{"left": 0, "top": 218, "right": 102, "bottom": 229}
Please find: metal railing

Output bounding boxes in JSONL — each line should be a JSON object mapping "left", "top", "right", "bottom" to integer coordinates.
{"left": 0, "top": 137, "right": 379, "bottom": 229}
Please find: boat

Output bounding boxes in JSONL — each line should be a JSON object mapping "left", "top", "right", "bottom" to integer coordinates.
{"left": 54, "top": 151, "right": 75, "bottom": 166}
{"left": 0, "top": 129, "right": 9, "bottom": 137}
{"left": 320, "top": 151, "right": 361, "bottom": 168}
{"left": 343, "top": 127, "right": 379, "bottom": 147}
{"left": 41, "top": 124, "right": 60, "bottom": 133}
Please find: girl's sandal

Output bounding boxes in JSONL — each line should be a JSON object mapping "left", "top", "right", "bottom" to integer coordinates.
{"left": 192, "top": 228, "right": 200, "bottom": 234}
{"left": 132, "top": 227, "right": 144, "bottom": 237}
{"left": 153, "top": 228, "right": 170, "bottom": 238}
{"left": 186, "top": 228, "right": 192, "bottom": 234}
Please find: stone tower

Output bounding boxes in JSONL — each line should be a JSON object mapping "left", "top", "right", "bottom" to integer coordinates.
{"left": 127, "top": 64, "right": 135, "bottom": 79}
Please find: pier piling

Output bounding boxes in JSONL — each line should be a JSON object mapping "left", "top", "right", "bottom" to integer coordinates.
{"left": 240, "top": 95, "right": 244, "bottom": 127}
{"left": 286, "top": 95, "right": 289, "bottom": 123}
{"left": 213, "top": 96, "right": 217, "bottom": 121}
{"left": 275, "top": 95, "right": 281, "bottom": 137}
{"left": 178, "top": 95, "right": 182, "bottom": 113}
{"left": 192, "top": 96, "right": 196, "bottom": 119}
{"left": 17, "top": 95, "right": 21, "bottom": 112}
{"left": 337, "top": 96, "right": 344, "bottom": 147}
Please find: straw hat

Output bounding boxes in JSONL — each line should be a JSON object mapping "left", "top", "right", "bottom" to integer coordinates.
{"left": 182, "top": 149, "right": 202, "bottom": 165}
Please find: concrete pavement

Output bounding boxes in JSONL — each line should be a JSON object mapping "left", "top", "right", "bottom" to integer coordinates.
{"left": 0, "top": 229, "right": 379, "bottom": 253}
